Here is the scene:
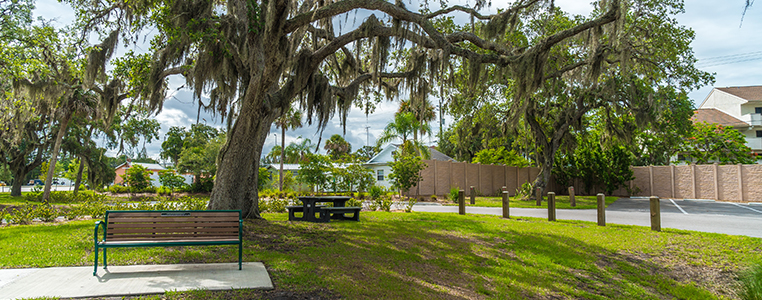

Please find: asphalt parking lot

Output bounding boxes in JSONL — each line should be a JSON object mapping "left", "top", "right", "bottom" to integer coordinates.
{"left": 609, "top": 197, "right": 762, "bottom": 218}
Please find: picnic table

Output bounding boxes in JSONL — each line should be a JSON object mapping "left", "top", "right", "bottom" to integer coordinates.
{"left": 287, "top": 196, "right": 361, "bottom": 222}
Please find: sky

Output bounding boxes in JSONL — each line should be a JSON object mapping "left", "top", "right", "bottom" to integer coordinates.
{"left": 31, "top": 0, "right": 762, "bottom": 163}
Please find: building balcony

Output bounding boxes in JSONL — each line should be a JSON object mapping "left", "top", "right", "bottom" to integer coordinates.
{"left": 746, "top": 137, "right": 762, "bottom": 151}
{"left": 740, "top": 113, "right": 762, "bottom": 126}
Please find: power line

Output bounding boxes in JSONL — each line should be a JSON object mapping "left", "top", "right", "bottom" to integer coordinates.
{"left": 696, "top": 51, "right": 762, "bottom": 68}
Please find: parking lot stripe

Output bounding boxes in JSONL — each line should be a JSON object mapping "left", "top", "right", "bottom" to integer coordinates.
{"left": 729, "top": 203, "right": 762, "bottom": 214}
{"left": 669, "top": 199, "right": 688, "bottom": 214}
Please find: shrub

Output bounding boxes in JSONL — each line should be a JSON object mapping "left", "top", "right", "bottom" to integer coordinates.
{"left": 405, "top": 198, "right": 417, "bottom": 213}
{"left": 32, "top": 204, "right": 59, "bottom": 222}
{"left": 516, "top": 182, "right": 532, "bottom": 200}
{"left": 379, "top": 196, "right": 393, "bottom": 212}
{"left": 108, "top": 185, "right": 130, "bottom": 194}
{"left": 24, "top": 191, "right": 42, "bottom": 202}
{"left": 430, "top": 195, "right": 437, "bottom": 201}
{"left": 8, "top": 204, "right": 34, "bottom": 225}
{"left": 448, "top": 187, "right": 460, "bottom": 203}
{"left": 0, "top": 208, "right": 9, "bottom": 224}
{"left": 740, "top": 262, "right": 762, "bottom": 300}
{"left": 125, "top": 164, "right": 152, "bottom": 192}
{"left": 157, "top": 186, "right": 172, "bottom": 196}
{"left": 177, "top": 196, "right": 208, "bottom": 210}
{"left": 369, "top": 185, "right": 384, "bottom": 200}
{"left": 346, "top": 198, "right": 363, "bottom": 208}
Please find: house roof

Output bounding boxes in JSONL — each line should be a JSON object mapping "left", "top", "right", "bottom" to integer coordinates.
{"left": 264, "top": 163, "right": 301, "bottom": 171}
{"left": 366, "top": 144, "right": 456, "bottom": 165}
{"left": 692, "top": 108, "right": 748, "bottom": 128}
{"left": 716, "top": 85, "right": 762, "bottom": 102}
{"left": 115, "top": 162, "right": 166, "bottom": 171}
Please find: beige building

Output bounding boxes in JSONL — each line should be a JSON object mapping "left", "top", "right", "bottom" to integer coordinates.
{"left": 696, "top": 85, "right": 762, "bottom": 154}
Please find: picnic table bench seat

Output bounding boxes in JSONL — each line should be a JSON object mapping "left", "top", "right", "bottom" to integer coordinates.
{"left": 318, "top": 206, "right": 362, "bottom": 222}
{"left": 93, "top": 210, "right": 242, "bottom": 276}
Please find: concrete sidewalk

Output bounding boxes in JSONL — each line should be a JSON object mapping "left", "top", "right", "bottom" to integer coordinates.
{"left": 0, "top": 262, "right": 273, "bottom": 300}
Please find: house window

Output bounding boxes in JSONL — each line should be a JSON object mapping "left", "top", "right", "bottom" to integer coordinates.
{"left": 756, "top": 107, "right": 762, "bottom": 114}
{"left": 377, "top": 170, "right": 384, "bottom": 181}
{"left": 757, "top": 130, "right": 762, "bottom": 138}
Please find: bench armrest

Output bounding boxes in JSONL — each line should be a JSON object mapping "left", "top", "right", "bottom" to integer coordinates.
{"left": 94, "top": 221, "right": 106, "bottom": 244}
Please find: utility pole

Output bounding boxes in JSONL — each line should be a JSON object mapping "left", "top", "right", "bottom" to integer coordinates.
{"left": 365, "top": 126, "right": 371, "bottom": 147}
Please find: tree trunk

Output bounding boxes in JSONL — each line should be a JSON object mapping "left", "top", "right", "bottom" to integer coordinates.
{"left": 208, "top": 101, "right": 277, "bottom": 219}
{"left": 279, "top": 125, "right": 285, "bottom": 191}
{"left": 10, "top": 170, "right": 25, "bottom": 197}
{"left": 531, "top": 148, "right": 555, "bottom": 199}
{"left": 42, "top": 114, "right": 71, "bottom": 203}
{"left": 73, "top": 156, "right": 85, "bottom": 194}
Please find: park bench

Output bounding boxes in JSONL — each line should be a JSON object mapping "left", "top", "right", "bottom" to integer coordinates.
{"left": 318, "top": 206, "right": 361, "bottom": 222}
{"left": 93, "top": 210, "right": 242, "bottom": 276}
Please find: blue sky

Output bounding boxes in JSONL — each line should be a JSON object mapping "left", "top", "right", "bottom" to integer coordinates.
{"left": 32, "top": 0, "right": 762, "bottom": 161}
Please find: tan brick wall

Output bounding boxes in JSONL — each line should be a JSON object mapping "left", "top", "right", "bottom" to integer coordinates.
{"left": 477, "top": 164, "right": 492, "bottom": 195}
{"left": 491, "top": 165, "right": 505, "bottom": 196}
{"left": 743, "top": 165, "right": 762, "bottom": 201}
{"left": 717, "top": 165, "right": 740, "bottom": 201}
{"left": 434, "top": 160, "right": 450, "bottom": 196}
{"left": 505, "top": 167, "right": 518, "bottom": 195}
{"left": 451, "top": 162, "right": 466, "bottom": 191}
{"left": 417, "top": 160, "right": 436, "bottom": 196}
{"left": 652, "top": 166, "right": 673, "bottom": 197}
{"left": 465, "top": 163, "right": 479, "bottom": 195}
{"left": 673, "top": 166, "right": 693, "bottom": 199}
{"left": 631, "top": 167, "right": 651, "bottom": 196}
{"left": 695, "top": 165, "right": 716, "bottom": 200}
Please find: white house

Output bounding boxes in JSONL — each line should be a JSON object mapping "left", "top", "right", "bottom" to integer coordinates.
{"left": 697, "top": 85, "right": 762, "bottom": 154}
{"left": 364, "top": 144, "right": 456, "bottom": 189}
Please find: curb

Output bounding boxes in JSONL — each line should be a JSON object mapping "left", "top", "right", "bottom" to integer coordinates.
{"left": 683, "top": 199, "right": 715, "bottom": 202}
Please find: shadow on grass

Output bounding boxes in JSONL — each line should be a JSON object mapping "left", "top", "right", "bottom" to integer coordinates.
{"left": 239, "top": 213, "right": 726, "bottom": 300}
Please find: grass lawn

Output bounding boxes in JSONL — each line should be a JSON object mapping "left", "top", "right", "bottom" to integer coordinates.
{"left": 1, "top": 212, "right": 759, "bottom": 299}
{"left": 443, "top": 195, "right": 620, "bottom": 209}
{"left": 0, "top": 192, "right": 31, "bottom": 206}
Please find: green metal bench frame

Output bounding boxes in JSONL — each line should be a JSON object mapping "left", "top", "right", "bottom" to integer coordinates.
{"left": 93, "top": 210, "right": 242, "bottom": 276}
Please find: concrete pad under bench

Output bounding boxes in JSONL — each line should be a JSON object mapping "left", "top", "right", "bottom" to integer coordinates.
{"left": 0, "top": 262, "right": 272, "bottom": 300}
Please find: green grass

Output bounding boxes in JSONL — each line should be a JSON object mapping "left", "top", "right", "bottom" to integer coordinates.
{"left": 0, "top": 192, "right": 32, "bottom": 206}
{"left": 444, "top": 195, "right": 619, "bottom": 209}
{"left": 2, "top": 212, "right": 759, "bottom": 299}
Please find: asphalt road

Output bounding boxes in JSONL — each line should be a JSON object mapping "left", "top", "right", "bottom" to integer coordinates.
{"left": 412, "top": 198, "right": 762, "bottom": 238}
{"left": 0, "top": 185, "right": 76, "bottom": 193}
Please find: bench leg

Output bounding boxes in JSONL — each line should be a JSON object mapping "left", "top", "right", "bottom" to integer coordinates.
{"left": 318, "top": 210, "right": 331, "bottom": 223}
{"left": 349, "top": 211, "right": 360, "bottom": 221}
{"left": 103, "top": 248, "right": 108, "bottom": 269}
{"left": 93, "top": 246, "right": 98, "bottom": 276}
{"left": 238, "top": 243, "right": 242, "bottom": 270}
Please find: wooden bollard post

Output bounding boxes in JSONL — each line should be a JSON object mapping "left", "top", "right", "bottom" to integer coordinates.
{"left": 569, "top": 186, "right": 576, "bottom": 207}
{"left": 502, "top": 191, "right": 510, "bottom": 218}
{"left": 458, "top": 190, "right": 465, "bottom": 215}
{"left": 650, "top": 196, "right": 661, "bottom": 232}
{"left": 597, "top": 193, "right": 605, "bottom": 226}
{"left": 548, "top": 192, "right": 556, "bottom": 221}
{"left": 470, "top": 186, "right": 475, "bottom": 204}
{"left": 536, "top": 188, "right": 542, "bottom": 206}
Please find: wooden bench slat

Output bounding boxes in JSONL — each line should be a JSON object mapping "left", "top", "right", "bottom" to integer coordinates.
{"left": 107, "top": 223, "right": 238, "bottom": 229}
{"left": 108, "top": 227, "right": 239, "bottom": 234}
{"left": 106, "top": 233, "right": 239, "bottom": 240}
{"left": 107, "top": 212, "right": 239, "bottom": 218}
{"left": 102, "top": 238, "right": 239, "bottom": 245}
{"left": 107, "top": 217, "right": 240, "bottom": 223}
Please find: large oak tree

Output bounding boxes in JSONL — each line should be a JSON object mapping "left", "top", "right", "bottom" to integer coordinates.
{"left": 66, "top": 0, "right": 633, "bottom": 218}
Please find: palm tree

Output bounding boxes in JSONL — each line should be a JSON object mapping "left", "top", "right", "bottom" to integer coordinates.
{"left": 273, "top": 108, "right": 302, "bottom": 191}
{"left": 399, "top": 98, "right": 436, "bottom": 145}
{"left": 377, "top": 112, "right": 431, "bottom": 159}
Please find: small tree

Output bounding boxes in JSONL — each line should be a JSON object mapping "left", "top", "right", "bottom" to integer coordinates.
{"left": 158, "top": 169, "right": 186, "bottom": 195}
{"left": 685, "top": 122, "right": 755, "bottom": 164}
{"left": 124, "top": 164, "right": 152, "bottom": 193}
{"left": 298, "top": 154, "right": 332, "bottom": 193}
{"left": 388, "top": 152, "right": 427, "bottom": 199}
